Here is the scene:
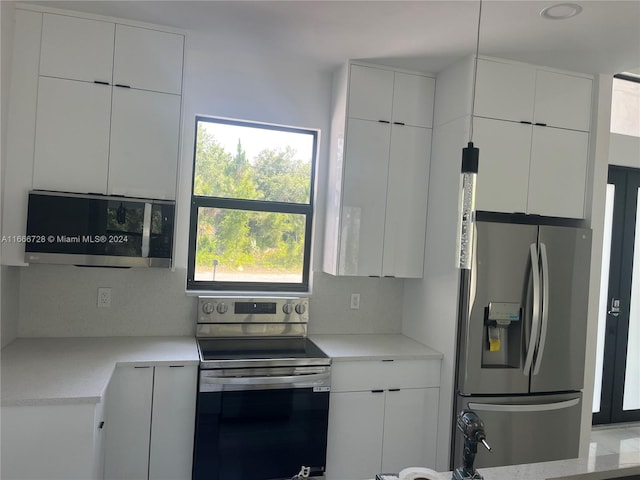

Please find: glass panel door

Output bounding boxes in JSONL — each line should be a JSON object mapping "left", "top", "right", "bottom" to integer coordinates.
{"left": 593, "top": 166, "right": 640, "bottom": 424}
{"left": 623, "top": 187, "right": 640, "bottom": 411}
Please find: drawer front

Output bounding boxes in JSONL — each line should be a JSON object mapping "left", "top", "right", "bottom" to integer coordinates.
{"left": 331, "top": 359, "right": 441, "bottom": 392}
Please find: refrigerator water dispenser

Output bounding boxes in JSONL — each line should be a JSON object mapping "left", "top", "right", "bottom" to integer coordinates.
{"left": 482, "top": 302, "right": 521, "bottom": 368}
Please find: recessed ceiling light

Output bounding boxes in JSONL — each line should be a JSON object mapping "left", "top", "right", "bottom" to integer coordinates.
{"left": 540, "top": 3, "right": 583, "bottom": 20}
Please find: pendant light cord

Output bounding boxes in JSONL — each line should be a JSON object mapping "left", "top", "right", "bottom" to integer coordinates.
{"left": 469, "top": 0, "right": 483, "bottom": 143}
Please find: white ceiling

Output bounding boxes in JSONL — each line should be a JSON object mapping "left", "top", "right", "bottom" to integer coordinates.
{"left": 26, "top": 0, "right": 640, "bottom": 75}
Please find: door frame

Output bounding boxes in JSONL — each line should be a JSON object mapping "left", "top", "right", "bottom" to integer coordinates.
{"left": 593, "top": 165, "right": 640, "bottom": 424}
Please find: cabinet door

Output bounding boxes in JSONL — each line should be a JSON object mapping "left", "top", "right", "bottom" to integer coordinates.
{"left": 381, "top": 388, "right": 439, "bottom": 472}
{"left": 148, "top": 366, "right": 197, "bottom": 480}
{"left": 527, "top": 127, "right": 588, "bottom": 218}
{"left": 39, "top": 13, "right": 114, "bottom": 84}
{"left": 108, "top": 87, "right": 181, "bottom": 199}
{"left": 104, "top": 366, "right": 154, "bottom": 480}
{"left": 33, "top": 76, "right": 111, "bottom": 194}
{"left": 325, "top": 391, "right": 385, "bottom": 480}
{"left": 473, "top": 117, "right": 532, "bottom": 214}
{"left": 534, "top": 70, "right": 592, "bottom": 131}
{"left": 93, "top": 400, "right": 106, "bottom": 480}
{"left": 383, "top": 125, "right": 431, "bottom": 278}
{"left": 113, "top": 25, "right": 184, "bottom": 95}
{"left": 474, "top": 59, "right": 536, "bottom": 123}
{"left": 340, "top": 119, "right": 391, "bottom": 276}
{"left": 348, "top": 64, "right": 394, "bottom": 122}
{"left": 392, "top": 72, "right": 435, "bottom": 128}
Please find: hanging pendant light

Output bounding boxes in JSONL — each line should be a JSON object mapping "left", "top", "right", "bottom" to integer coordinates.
{"left": 456, "top": 0, "right": 483, "bottom": 270}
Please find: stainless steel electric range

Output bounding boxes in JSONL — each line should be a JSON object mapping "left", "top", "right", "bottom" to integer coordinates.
{"left": 192, "top": 296, "right": 331, "bottom": 480}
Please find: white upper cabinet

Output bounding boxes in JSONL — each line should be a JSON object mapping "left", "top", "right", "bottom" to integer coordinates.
{"left": 348, "top": 64, "right": 394, "bottom": 122}
{"left": 473, "top": 117, "right": 532, "bottom": 214}
{"left": 474, "top": 59, "right": 536, "bottom": 124}
{"left": 528, "top": 127, "right": 589, "bottom": 218}
{"left": 462, "top": 57, "right": 593, "bottom": 218}
{"left": 31, "top": 11, "right": 184, "bottom": 199}
{"left": 533, "top": 69, "right": 592, "bottom": 131}
{"left": 108, "top": 88, "right": 182, "bottom": 199}
{"left": 33, "top": 77, "right": 112, "bottom": 194}
{"left": 474, "top": 58, "right": 592, "bottom": 132}
{"left": 113, "top": 24, "right": 184, "bottom": 95}
{"left": 325, "top": 62, "right": 434, "bottom": 278}
{"left": 392, "top": 72, "right": 435, "bottom": 128}
{"left": 39, "top": 14, "right": 115, "bottom": 84}
{"left": 339, "top": 118, "right": 390, "bottom": 276}
{"left": 473, "top": 116, "right": 589, "bottom": 218}
{"left": 383, "top": 124, "right": 431, "bottom": 278}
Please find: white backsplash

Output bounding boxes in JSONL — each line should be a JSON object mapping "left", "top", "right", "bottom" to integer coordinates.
{"left": 15, "top": 266, "right": 402, "bottom": 337}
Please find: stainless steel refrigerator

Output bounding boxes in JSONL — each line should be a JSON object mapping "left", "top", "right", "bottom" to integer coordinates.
{"left": 453, "top": 220, "right": 592, "bottom": 469}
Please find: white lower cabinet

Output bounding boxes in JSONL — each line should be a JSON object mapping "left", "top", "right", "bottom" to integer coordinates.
{"left": 325, "top": 360, "right": 440, "bottom": 480}
{"left": 104, "top": 366, "right": 154, "bottom": 480}
{"left": 104, "top": 365, "right": 197, "bottom": 480}
{"left": 0, "top": 402, "right": 105, "bottom": 480}
{"left": 327, "top": 390, "right": 385, "bottom": 478}
{"left": 381, "top": 388, "right": 439, "bottom": 472}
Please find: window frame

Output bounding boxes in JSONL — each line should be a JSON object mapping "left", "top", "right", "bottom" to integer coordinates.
{"left": 186, "top": 116, "right": 317, "bottom": 292}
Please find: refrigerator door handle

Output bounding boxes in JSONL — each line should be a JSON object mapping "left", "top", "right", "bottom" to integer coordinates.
{"left": 533, "top": 243, "right": 550, "bottom": 376}
{"left": 468, "top": 398, "right": 580, "bottom": 413}
{"left": 524, "top": 243, "right": 541, "bottom": 376}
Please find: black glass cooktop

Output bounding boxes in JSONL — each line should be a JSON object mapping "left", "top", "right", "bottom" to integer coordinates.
{"left": 197, "top": 337, "right": 328, "bottom": 362}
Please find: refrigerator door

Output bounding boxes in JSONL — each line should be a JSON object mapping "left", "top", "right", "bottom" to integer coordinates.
{"left": 457, "top": 222, "right": 537, "bottom": 395}
{"left": 453, "top": 392, "right": 582, "bottom": 469}
{"left": 530, "top": 226, "right": 592, "bottom": 393}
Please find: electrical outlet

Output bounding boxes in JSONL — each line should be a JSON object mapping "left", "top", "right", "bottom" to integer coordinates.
{"left": 97, "top": 287, "right": 111, "bottom": 308}
{"left": 350, "top": 293, "right": 360, "bottom": 310}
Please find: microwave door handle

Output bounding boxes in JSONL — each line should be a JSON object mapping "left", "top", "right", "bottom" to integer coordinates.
{"left": 524, "top": 243, "right": 541, "bottom": 376}
{"left": 533, "top": 243, "right": 550, "bottom": 376}
{"left": 141, "top": 203, "right": 152, "bottom": 258}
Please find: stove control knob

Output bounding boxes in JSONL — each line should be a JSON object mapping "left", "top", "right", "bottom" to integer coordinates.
{"left": 216, "top": 302, "right": 229, "bottom": 314}
{"left": 282, "top": 303, "right": 293, "bottom": 315}
{"left": 295, "top": 303, "right": 306, "bottom": 315}
{"left": 202, "top": 302, "right": 214, "bottom": 314}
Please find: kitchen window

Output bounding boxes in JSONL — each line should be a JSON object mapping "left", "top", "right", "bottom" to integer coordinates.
{"left": 187, "top": 116, "right": 317, "bottom": 291}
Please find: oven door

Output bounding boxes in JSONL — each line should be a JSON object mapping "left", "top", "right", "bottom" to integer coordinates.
{"left": 193, "top": 367, "right": 330, "bottom": 480}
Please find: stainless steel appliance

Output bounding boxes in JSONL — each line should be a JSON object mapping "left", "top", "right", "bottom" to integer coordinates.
{"left": 24, "top": 190, "right": 174, "bottom": 267}
{"left": 193, "top": 296, "right": 331, "bottom": 480}
{"left": 453, "top": 219, "right": 592, "bottom": 468}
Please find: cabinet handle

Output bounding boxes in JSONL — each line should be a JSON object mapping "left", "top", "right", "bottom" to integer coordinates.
{"left": 388, "top": 389, "right": 401, "bottom": 392}
{"left": 98, "top": 421, "right": 105, "bottom": 430}
{"left": 134, "top": 366, "right": 151, "bottom": 369}
{"left": 393, "top": 122, "right": 405, "bottom": 126}
{"left": 383, "top": 275, "right": 395, "bottom": 278}
{"left": 93, "top": 80, "right": 110, "bottom": 85}
{"left": 115, "top": 84, "right": 131, "bottom": 89}
{"left": 381, "top": 359, "right": 394, "bottom": 362}
{"left": 369, "top": 275, "right": 380, "bottom": 278}
{"left": 378, "top": 120, "right": 390, "bottom": 124}
{"left": 534, "top": 122, "right": 547, "bottom": 127}
{"left": 169, "top": 365, "right": 185, "bottom": 368}
{"left": 371, "top": 389, "right": 384, "bottom": 393}
{"left": 519, "top": 121, "right": 532, "bottom": 125}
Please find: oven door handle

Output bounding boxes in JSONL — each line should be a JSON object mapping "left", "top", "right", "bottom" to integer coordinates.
{"left": 200, "top": 372, "right": 331, "bottom": 391}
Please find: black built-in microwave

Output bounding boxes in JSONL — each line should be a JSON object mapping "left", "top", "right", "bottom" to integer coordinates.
{"left": 24, "top": 191, "right": 175, "bottom": 267}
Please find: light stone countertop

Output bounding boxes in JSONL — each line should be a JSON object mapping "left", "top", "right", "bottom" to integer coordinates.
{"left": 1, "top": 336, "right": 199, "bottom": 406}
{"left": 310, "top": 333, "right": 443, "bottom": 361}
{"left": 373, "top": 453, "right": 640, "bottom": 480}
